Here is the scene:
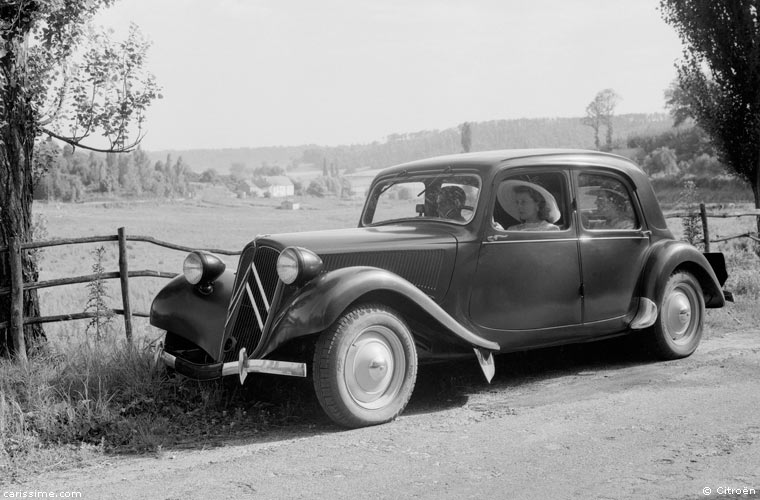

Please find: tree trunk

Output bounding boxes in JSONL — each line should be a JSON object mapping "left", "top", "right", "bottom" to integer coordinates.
{"left": 0, "top": 41, "right": 46, "bottom": 357}
{"left": 754, "top": 169, "right": 760, "bottom": 238}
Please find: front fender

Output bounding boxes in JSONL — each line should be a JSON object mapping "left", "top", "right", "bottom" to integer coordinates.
{"left": 150, "top": 270, "right": 235, "bottom": 360}
{"left": 641, "top": 240, "right": 725, "bottom": 308}
{"left": 267, "top": 266, "right": 499, "bottom": 355}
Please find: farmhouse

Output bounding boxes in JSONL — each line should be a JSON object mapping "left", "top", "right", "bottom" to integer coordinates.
{"left": 265, "top": 176, "right": 295, "bottom": 197}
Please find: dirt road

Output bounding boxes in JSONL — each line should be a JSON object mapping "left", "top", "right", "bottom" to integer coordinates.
{"left": 6, "top": 328, "right": 760, "bottom": 500}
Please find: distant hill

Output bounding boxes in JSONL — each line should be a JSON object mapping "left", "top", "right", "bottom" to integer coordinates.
{"left": 147, "top": 113, "right": 674, "bottom": 174}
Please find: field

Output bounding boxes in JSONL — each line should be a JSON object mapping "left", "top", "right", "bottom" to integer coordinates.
{"left": 2, "top": 191, "right": 759, "bottom": 481}
{"left": 32, "top": 194, "right": 367, "bottom": 342}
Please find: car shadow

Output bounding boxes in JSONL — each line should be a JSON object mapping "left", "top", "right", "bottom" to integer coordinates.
{"left": 404, "top": 334, "right": 656, "bottom": 416}
{"left": 146, "top": 335, "right": 656, "bottom": 454}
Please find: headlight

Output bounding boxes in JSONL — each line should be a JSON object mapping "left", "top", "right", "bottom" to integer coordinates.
{"left": 183, "top": 251, "right": 226, "bottom": 290}
{"left": 183, "top": 252, "right": 204, "bottom": 285}
{"left": 276, "top": 247, "right": 323, "bottom": 285}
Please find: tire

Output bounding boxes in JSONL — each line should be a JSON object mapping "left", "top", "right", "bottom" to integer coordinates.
{"left": 313, "top": 304, "right": 418, "bottom": 428}
{"left": 649, "top": 272, "right": 705, "bottom": 360}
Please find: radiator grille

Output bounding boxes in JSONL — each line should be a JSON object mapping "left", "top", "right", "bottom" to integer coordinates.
{"left": 223, "top": 245, "right": 280, "bottom": 361}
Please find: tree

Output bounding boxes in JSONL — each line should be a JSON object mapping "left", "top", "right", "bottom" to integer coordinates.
{"left": 660, "top": 0, "right": 760, "bottom": 233}
{"left": 663, "top": 79, "right": 694, "bottom": 127}
{"left": 0, "top": 1, "right": 160, "bottom": 358}
{"left": 582, "top": 89, "right": 621, "bottom": 151}
{"left": 199, "top": 168, "right": 220, "bottom": 184}
{"left": 459, "top": 122, "right": 472, "bottom": 153}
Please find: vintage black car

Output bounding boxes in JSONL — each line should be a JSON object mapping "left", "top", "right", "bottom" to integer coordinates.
{"left": 151, "top": 149, "right": 729, "bottom": 428}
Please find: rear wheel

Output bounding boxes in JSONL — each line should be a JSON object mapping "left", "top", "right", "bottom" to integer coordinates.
{"left": 313, "top": 304, "right": 418, "bottom": 428}
{"left": 649, "top": 272, "right": 705, "bottom": 359}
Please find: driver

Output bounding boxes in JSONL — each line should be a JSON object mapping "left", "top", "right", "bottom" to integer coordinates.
{"left": 436, "top": 185, "right": 466, "bottom": 222}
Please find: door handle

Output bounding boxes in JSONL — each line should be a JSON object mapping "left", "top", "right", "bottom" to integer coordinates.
{"left": 487, "top": 234, "right": 510, "bottom": 242}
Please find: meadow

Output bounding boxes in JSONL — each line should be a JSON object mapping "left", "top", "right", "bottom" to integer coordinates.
{"left": 1, "top": 189, "right": 759, "bottom": 480}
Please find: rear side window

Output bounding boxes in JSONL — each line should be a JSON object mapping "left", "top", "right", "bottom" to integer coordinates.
{"left": 578, "top": 173, "right": 639, "bottom": 230}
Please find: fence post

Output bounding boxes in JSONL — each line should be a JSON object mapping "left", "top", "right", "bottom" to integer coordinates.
{"left": 9, "top": 237, "right": 28, "bottom": 363}
{"left": 699, "top": 203, "right": 711, "bottom": 252}
{"left": 117, "top": 227, "right": 133, "bottom": 343}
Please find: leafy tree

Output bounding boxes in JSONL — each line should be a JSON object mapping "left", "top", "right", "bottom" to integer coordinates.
{"left": 229, "top": 162, "right": 250, "bottom": 180}
{"left": 582, "top": 89, "right": 621, "bottom": 151}
{"left": 459, "top": 122, "right": 472, "bottom": 153}
{"left": 660, "top": 0, "right": 760, "bottom": 232}
{"left": 199, "top": 168, "right": 220, "bottom": 184}
{"left": 307, "top": 177, "right": 328, "bottom": 197}
{"left": 0, "top": 1, "right": 160, "bottom": 357}
{"left": 663, "top": 79, "right": 694, "bottom": 127}
{"left": 254, "top": 165, "right": 285, "bottom": 177}
{"left": 643, "top": 147, "right": 679, "bottom": 177}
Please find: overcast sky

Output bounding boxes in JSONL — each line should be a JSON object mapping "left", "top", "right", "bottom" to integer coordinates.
{"left": 95, "top": 0, "right": 684, "bottom": 151}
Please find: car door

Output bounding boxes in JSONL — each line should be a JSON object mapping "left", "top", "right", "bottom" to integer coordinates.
{"left": 469, "top": 169, "right": 583, "bottom": 341}
{"left": 574, "top": 170, "right": 650, "bottom": 325}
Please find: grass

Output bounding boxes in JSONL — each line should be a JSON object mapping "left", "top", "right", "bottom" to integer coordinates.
{"left": 1, "top": 191, "right": 759, "bottom": 481}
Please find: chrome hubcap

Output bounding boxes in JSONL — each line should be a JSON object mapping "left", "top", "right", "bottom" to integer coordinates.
{"left": 664, "top": 287, "right": 694, "bottom": 343}
{"left": 345, "top": 327, "right": 405, "bottom": 410}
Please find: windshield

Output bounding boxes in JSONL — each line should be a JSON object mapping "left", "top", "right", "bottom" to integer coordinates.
{"left": 362, "top": 171, "right": 481, "bottom": 226}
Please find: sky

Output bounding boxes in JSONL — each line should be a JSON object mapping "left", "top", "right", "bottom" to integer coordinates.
{"left": 94, "top": 0, "right": 685, "bottom": 151}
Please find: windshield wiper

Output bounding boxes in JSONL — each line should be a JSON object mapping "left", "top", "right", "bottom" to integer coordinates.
{"left": 378, "top": 169, "right": 409, "bottom": 196}
{"left": 417, "top": 165, "right": 453, "bottom": 197}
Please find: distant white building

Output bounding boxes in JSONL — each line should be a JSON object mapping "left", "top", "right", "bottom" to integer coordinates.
{"left": 265, "top": 176, "right": 295, "bottom": 197}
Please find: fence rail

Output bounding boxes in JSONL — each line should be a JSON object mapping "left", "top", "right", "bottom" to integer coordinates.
{"left": 0, "top": 227, "right": 240, "bottom": 362}
{"left": 664, "top": 203, "right": 760, "bottom": 252}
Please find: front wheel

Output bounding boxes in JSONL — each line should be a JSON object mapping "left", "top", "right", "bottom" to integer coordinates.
{"left": 313, "top": 304, "right": 418, "bottom": 428}
{"left": 649, "top": 271, "right": 705, "bottom": 360}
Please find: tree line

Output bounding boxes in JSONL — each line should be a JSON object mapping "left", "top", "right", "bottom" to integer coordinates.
{"left": 33, "top": 140, "right": 192, "bottom": 202}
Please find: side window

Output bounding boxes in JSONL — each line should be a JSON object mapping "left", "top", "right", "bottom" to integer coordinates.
{"left": 578, "top": 173, "right": 639, "bottom": 230}
{"left": 493, "top": 172, "right": 569, "bottom": 232}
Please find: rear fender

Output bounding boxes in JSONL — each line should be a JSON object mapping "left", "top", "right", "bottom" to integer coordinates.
{"left": 641, "top": 240, "right": 725, "bottom": 308}
{"left": 150, "top": 270, "right": 235, "bottom": 360}
{"left": 267, "top": 266, "right": 499, "bottom": 355}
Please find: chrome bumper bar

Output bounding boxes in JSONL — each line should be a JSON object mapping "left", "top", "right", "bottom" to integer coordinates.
{"left": 160, "top": 347, "right": 307, "bottom": 383}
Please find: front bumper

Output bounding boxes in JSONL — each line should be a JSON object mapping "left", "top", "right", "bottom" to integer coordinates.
{"left": 161, "top": 347, "right": 307, "bottom": 383}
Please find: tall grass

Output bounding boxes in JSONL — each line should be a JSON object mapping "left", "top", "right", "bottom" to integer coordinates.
{"left": 0, "top": 333, "right": 315, "bottom": 481}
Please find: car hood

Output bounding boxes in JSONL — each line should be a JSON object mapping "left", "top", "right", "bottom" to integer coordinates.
{"left": 254, "top": 224, "right": 460, "bottom": 301}
{"left": 256, "top": 224, "right": 458, "bottom": 254}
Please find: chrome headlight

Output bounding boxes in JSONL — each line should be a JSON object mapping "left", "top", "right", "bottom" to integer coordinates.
{"left": 183, "top": 251, "right": 226, "bottom": 290}
{"left": 276, "top": 247, "right": 323, "bottom": 285}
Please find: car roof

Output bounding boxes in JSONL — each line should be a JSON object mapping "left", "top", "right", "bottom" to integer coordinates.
{"left": 372, "top": 148, "right": 669, "bottom": 233}
{"left": 377, "top": 149, "right": 643, "bottom": 177}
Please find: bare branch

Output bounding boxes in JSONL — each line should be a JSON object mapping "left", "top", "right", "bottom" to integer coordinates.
{"left": 41, "top": 126, "right": 145, "bottom": 153}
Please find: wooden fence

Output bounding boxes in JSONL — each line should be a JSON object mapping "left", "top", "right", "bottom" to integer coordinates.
{"left": 0, "top": 227, "right": 240, "bottom": 362}
{"left": 1, "top": 205, "right": 759, "bottom": 362}
{"left": 664, "top": 203, "right": 760, "bottom": 252}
